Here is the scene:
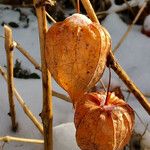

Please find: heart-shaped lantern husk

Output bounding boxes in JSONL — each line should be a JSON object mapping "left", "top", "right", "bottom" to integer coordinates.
{"left": 45, "top": 13, "right": 111, "bottom": 103}
{"left": 74, "top": 92, "right": 135, "bottom": 150}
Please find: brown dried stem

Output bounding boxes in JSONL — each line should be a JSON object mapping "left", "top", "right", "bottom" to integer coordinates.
{"left": 4, "top": 25, "right": 17, "bottom": 131}
{"left": 108, "top": 52, "right": 150, "bottom": 114}
{"left": 80, "top": 0, "right": 150, "bottom": 115}
{"left": 52, "top": 90, "right": 71, "bottom": 102}
{"left": 123, "top": 0, "right": 135, "bottom": 15}
{"left": 0, "top": 136, "right": 44, "bottom": 144}
{"left": 0, "top": 67, "right": 44, "bottom": 134}
{"left": 14, "top": 41, "right": 41, "bottom": 71}
{"left": 77, "top": 0, "right": 80, "bottom": 13}
{"left": 34, "top": 0, "right": 53, "bottom": 149}
{"left": 46, "top": 11, "right": 56, "bottom": 23}
{"left": 113, "top": 1, "right": 147, "bottom": 53}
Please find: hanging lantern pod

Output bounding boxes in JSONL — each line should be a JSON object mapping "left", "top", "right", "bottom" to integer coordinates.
{"left": 74, "top": 92, "right": 135, "bottom": 150}
{"left": 45, "top": 13, "right": 111, "bottom": 102}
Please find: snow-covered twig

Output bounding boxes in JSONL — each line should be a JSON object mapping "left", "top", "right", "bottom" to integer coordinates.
{"left": 4, "top": 25, "right": 17, "bottom": 131}
{"left": 113, "top": 0, "right": 147, "bottom": 53}
{"left": 34, "top": 0, "right": 53, "bottom": 149}
{"left": 0, "top": 136, "right": 44, "bottom": 144}
{"left": 0, "top": 67, "right": 44, "bottom": 134}
{"left": 80, "top": 0, "right": 150, "bottom": 115}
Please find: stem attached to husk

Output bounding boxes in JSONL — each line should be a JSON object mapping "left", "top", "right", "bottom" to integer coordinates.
{"left": 80, "top": 0, "right": 150, "bottom": 115}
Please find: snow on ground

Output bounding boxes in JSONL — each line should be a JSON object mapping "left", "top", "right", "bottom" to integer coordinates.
{"left": 0, "top": 4, "right": 150, "bottom": 150}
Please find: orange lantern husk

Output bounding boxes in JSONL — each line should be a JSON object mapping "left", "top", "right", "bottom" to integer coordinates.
{"left": 74, "top": 92, "right": 135, "bottom": 150}
{"left": 45, "top": 13, "right": 111, "bottom": 102}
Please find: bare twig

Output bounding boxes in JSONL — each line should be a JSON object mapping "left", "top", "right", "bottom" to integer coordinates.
{"left": 81, "top": 0, "right": 99, "bottom": 23}
{"left": 108, "top": 52, "right": 150, "bottom": 115}
{"left": 80, "top": 0, "right": 150, "bottom": 115}
{"left": 14, "top": 41, "right": 41, "bottom": 71}
{"left": 77, "top": 0, "right": 80, "bottom": 13}
{"left": 123, "top": 0, "right": 135, "bottom": 15}
{"left": 0, "top": 136, "right": 44, "bottom": 144}
{"left": 113, "top": 1, "right": 147, "bottom": 53}
{"left": 4, "top": 25, "right": 17, "bottom": 131}
{"left": 34, "top": 0, "right": 53, "bottom": 149}
{"left": 52, "top": 90, "right": 71, "bottom": 102}
{"left": 0, "top": 67, "right": 44, "bottom": 134}
{"left": 46, "top": 11, "right": 56, "bottom": 23}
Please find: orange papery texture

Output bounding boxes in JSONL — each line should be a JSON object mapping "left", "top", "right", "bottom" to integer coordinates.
{"left": 45, "top": 14, "right": 111, "bottom": 102}
{"left": 74, "top": 92, "right": 135, "bottom": 150}
{"left": 45, "top": 13, "right": 134, "bottom": 150}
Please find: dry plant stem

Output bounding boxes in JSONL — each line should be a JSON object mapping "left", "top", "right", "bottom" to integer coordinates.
{"left": 52, "top": 90, "right": 71, "bottom": 102}
{"left": 15, "top": 41, "right": 41, "bottom": 71}
{"left": 80, "top": 0, "right": 99, "bottom": 23}
{"left": 0, "top": 67, "right": 44, "bottom": 134}
{"left": 0, "top": 136, "right": 44, "bottom": 144}
{"left": 4, "top": 25, "right": 17, "bottom": 131}
{"left": 81, "top": 0, "right": 150, "bottom": 115}
{"left": 108, "top": 52, "right": 150, "bottom": 114}
{"left": 113, "top": 1, "right": 147, "bottom": 53}
{"left": 124, "top": 0, "right": 135, "bottom": 15}
{"left": 34, "top": 1, "right": 53, "bottom": 150}
{"left": 77, "top": 0, "right": 80, "bottom": 13}
{"left": 46, "top": 11, "right": 56, "bottom": 23}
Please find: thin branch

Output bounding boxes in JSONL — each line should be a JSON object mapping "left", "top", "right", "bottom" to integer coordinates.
{"left": 0, "top": 67, "right": 44, "bottom": 134}
{"left": 14, "top": 41, "right": 41, "bottom": 71}
{"left": 123, "top": 0, "right": 135, "bottom": 15}
{"left": 46, "top": 11, "right": 56, "bottom": 23}
{"left": 113, "top": 1, "right": 147, "bottom": 53}
{"left": 80, "top": 0, "right": 150, "bottom": 115}
{"left": 4, "top": 25, "right": 18, "bottom": 131}
{"left": 80, "top": 0, "right": 99, "bottom": 23}
{"left": 108, "top": 52, "right": 150, "bottom": 115}
{"left": 0, "top": 136, "right": 44, "bottom": 144}
{"left": 122, "top": 88, "right": 150, "bottom": 98}
{"left": 34, "top": 0, "right": 53, "bottom": 149}
{"left": 76, "top": 0, "right": 80, "bottom": 13}
{"left": 52, "top": 90, "right": 71, "bottom": 102}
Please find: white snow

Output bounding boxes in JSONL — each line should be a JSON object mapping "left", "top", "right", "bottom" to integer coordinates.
{"left": 0, "top": 3, "right": 150, "bottom": 150}
{"left": 53, "top": 123, "right": 80, "bottom": 150}
{"left": 66, "top": 13, "right": 92, "bottom": 25}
